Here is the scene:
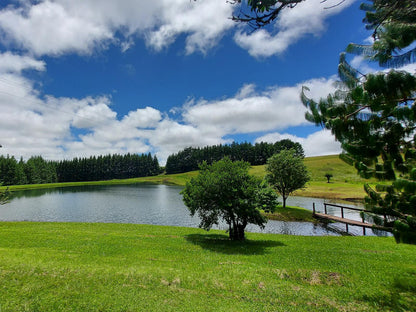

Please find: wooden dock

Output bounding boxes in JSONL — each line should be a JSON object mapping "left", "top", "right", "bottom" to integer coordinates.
{"left": 312, "top": 203, "right": 392, "bottom": 235}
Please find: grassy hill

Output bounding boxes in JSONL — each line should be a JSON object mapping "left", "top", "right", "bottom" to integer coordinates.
{"left": 251, "top": 154, "right": 374, "bottom": 201}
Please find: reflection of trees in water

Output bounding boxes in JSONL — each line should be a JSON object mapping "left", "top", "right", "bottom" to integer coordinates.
{"left": 9, "top": 185, "right": 112, "bottom": 200}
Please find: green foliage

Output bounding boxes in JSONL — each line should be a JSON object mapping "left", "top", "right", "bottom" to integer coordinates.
{"left": 303, "top": 0, "right": 416, "bottom": 243}
{"left": 0, "top": 153, "right": 160, "bottom": 187}
{"left": 56, "top": 153, "right": 160, "bottom": 182}
{"left": 265, "top": 149, "right": 310, "bottom": 208}
{"left": 165, "top": 139, "right": 304, "bottom": 174}
{"left": 347, "top": 0, "right": 416, "bottom": 68}
{"left": 181, "top": 157, "right": 267, "bottom": 240}
{"left": 256, "top": 180, "right": 280, "bottom": 213}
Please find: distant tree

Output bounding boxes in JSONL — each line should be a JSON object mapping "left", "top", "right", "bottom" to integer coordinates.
{"left": 325, "top": 173, "right": 333, "bottom": 183}
{"left": 266, "top": 149, "right": 310, "bottom": 208}
{"left": 181, "top": 157, "right": 267, "bottom": 240}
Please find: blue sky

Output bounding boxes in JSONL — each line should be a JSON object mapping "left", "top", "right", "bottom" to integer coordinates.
{"left": 0, "top": 0, "right": 388, "bottom": 163}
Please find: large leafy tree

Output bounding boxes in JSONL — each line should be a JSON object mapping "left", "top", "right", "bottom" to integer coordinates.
{"left": 265, "top": 149, "right": 310, "bottom": 208}
{"left": 302, "top": 0, "right": 416, "bottom": 243}
{"left": 181, "top": 157, "right": 273, "bottom": 240}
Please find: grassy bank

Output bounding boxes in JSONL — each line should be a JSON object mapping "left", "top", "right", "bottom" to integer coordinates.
{"left": 0, "top": 222, "right": 415, "bottom": 311}
{"left": 1, "top": 154, "right": 374, "bottom": 201}
{"left": 265, "top": 206, "right": 315, "bottom": 222}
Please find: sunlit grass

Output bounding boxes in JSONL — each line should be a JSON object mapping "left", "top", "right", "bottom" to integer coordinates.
{"left": 0, "top": 222, "right": 415, "bottom": 311}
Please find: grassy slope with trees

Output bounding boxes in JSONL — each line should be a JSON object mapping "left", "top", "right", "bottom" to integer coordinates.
{"left": 0, "top": 222, "right": 415, "bottom": 311}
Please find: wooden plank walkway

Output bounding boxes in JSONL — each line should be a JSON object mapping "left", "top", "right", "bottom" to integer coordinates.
{"left": 313, "top": 212, "right": 390, "bottom": 231}
{"left": 312, "top": 203, "right": 392, "bottom": 234}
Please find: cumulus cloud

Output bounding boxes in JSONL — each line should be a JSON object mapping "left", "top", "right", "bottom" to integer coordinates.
{"left": 182, "top": 77, "right": 337, "bottom": 136}
{"left": 0, "top": 1, "right": 113, "bottom": 56}
{"left": 0, "top": 0, "right": 353, "bottom": 57}
{"left": 234, "top": 0, "right": 356, "bottom": 57}
{"left": 0, "top": 0, "right": 234, "bottom": 56}
{"left": 0, "top": 52, "right": 46, "bottom": 73}
{"left": 255, "top": 130, "right": 341, "bottom": 157}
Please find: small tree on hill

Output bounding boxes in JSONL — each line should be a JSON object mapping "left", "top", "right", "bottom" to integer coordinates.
{"left": 325, "top": 173, "right": 333, "bottom": 183}
{"left": 181, "top": 157, "right": 272, "bottom": 240}
{"left": 266, "top": 149, "right": 310, "bottom": 208}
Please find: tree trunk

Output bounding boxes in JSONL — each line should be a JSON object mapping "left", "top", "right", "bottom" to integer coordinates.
{"left": 229, "top": 222, "right": 246, "bottom": 240}
{"left": 282, "top": 196, "right": 287, "bottom": 208}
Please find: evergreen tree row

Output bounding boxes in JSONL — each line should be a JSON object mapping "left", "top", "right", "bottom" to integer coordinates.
{"left": 0, "top": 153, "right": 160, "bottom": 186}
{"left": 0, "top": 156, "right": 57, "bottom": 186}
{"left": 165, "top": 139, "right": 304, "bottom": 174}
{"left": 56, "top": 153, "right": 160, "bottom": 182}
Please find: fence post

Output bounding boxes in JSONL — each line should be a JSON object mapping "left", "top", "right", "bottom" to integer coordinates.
{"left": 324, "top": 203, "right": 327, "bottom": 215}
{"left": 341, "top": 206, "right": 344, "bottom": 219}
{"left": 313, "top": 202, "right": 315, "bottom": 215}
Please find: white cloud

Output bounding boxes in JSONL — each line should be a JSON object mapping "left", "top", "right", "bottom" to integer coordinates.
{"left": 72, "top": 100, "right": 117, "bottom": 129}
{"left": 0, "top": 52, "right": 46, "bottom": 73}
{"left": 0, "top": 1, "right": 113, "bottom": 56}
{"left": 183, "top": 78, "right": 336, "bottom": 135}
{"left": 0, "top": 0, "right": 234, "bottom": 56}
{"left": 145, "top": 0, "right": 234, "bottom": 54}
{"left": 234, "top": 0, "right": 356, "bottom": 57}
{"left": 255, "top": 129, "right": 341, "bottom": 157}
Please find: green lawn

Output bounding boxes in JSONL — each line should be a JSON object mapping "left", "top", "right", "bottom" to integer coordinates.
{"left": 0, "top": 222, "right": 415, "bottom": 311}
{"left": 265, "top": 206, "right": 315, "bottom": 222}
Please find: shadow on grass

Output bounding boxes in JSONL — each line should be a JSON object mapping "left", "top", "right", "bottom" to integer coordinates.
{"left": 185, "top": 233, "right": 285, "bottom": 255}
{"left": 361, "top": 270, "right": 416, "bottom": 311}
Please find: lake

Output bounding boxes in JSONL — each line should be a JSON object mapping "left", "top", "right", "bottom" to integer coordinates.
{"left": 0, "top": 184, "right": 390, "bottom": 237}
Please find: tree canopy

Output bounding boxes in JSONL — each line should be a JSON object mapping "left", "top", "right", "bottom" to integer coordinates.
{"left": 181, "top": 157, "right": 275, "bottom": 240}
{"left": 265, "top": 149, "right": 310, "bottom": 208}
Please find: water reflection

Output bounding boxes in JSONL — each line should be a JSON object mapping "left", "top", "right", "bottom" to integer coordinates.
{"left": 1, "top": 184, "right": 390, "bottom": 237}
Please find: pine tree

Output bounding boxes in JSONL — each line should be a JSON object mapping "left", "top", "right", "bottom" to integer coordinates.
{"left": 302, "top": 0, "right": 416, "bottom": 243}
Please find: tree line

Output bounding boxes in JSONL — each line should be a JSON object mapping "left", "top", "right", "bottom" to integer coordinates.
{"left": 165, "top": 139, "right": 304, "bottom": 174}
{"left": 0, "top": 153, "right": 160, "bottom": 186}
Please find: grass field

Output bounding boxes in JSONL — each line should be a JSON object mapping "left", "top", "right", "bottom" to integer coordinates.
{"left": 0, "top": 222, "right": 415, "bottom": 311}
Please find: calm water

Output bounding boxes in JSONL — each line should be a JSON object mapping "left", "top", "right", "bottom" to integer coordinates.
{"left": 0, "top": 184, "right": 390, "bottom": 236}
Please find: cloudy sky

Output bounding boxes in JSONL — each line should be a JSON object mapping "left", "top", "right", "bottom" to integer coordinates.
{"left": 0, "top": 0, "right": 382, "bottom": 163}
